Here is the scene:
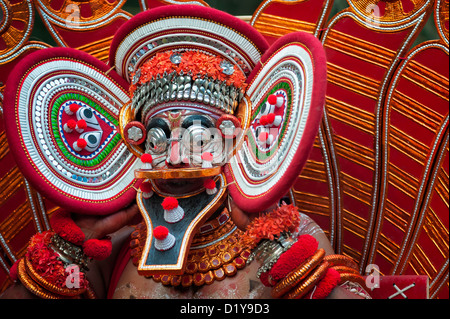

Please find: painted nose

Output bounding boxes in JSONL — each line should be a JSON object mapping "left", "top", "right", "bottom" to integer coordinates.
{"left": 167, "top": 139, "right": 181, "bottom": 165}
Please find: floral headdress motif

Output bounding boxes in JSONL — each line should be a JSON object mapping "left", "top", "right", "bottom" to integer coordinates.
{"left": 129, "top": 50, "right": 248, "bottom": 120}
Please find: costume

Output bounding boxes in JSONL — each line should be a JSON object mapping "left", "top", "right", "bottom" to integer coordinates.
{"left": 0, "top": 0, "right": 448, "bottom": 300}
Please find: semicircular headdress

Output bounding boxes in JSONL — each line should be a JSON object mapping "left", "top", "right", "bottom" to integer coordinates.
{"left": 2, "top": 4, "right": 327, "bottom": 216}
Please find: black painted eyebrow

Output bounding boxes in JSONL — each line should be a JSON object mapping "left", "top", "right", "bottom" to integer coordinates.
{"left": 147, "top": 118, "right": 171, "bottom": 137}
{"left": 181, "top": 115, "right": 214, "bottom": 129}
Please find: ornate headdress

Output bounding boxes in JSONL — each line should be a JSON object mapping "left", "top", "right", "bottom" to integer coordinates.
{"left": 3, "top": 5, "right": 327, "bottom": 276}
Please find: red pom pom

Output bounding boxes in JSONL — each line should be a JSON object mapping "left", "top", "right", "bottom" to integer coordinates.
{"left": 266, "top": 113, "right": 275, "bottom": 124}
{"left": 153, "top": 226, "right": 169, "bottom": 240}
{"left": 66, "top": 119, "right": 77, "bottom": 129}
{"left": 50, "top": 210, "right": 85, "bottom": 245}
{"left": 76, "top": 119, "right": 87, "bottom": 129}
{"left": 76, "top": 138, "right": 87, "bottom": 149}
{"left": 70, "top": 103, "right": 80, "bottom": 113}
{"left": 201, "top": 152, "right": 213, "bottom": 161}
{"left": 83, "top": 238, "right": 112, "bottom": 261}
{"left": 204, "top": 178, "right": 216, "bottom": 190}
{"left": 141, "top": 153, "right": 153, "bottom": 163}
{"left": 268, "top": 94, "right": 278, "bottom": 105}
{"left": 140, "top": 181, "right": 153, "bottom": 193}
{"left": 259, "top": 115, "right": 268, "bottom": 126}
{"left": 162, "top": 197, "right": 178, "bottom": 210}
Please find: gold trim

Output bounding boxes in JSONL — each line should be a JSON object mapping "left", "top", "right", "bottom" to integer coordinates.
{"left": 137, "top": 173, "right": 228, "bottom": 276}
{"left": 135, "top": 166, "right": 222, "bottom": 180}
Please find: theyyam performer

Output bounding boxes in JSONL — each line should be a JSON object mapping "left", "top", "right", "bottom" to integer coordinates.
{"left": 1, "top": 4, "right": 373, "bottom": 299}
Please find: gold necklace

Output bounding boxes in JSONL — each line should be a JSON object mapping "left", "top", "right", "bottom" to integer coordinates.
{"left": 130, "top": 208, "right": 252, "bottom": 288}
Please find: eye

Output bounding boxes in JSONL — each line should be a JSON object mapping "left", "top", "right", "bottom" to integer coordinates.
{"left": 146, "top": 118, "right": 170, "bottom": 154}
{"left": 77, "top": 107, "right": 100, "bottom": 129}
{"left": 259, "top": 101, "right": 274, "bottom": 117}
{"left": 181, "top": 115, "right": 214, "bottom": 151}
{"left": 182, "top": 126, "right": 212, "bottom": 151}
{"left": 147, "top": 127, "right": 168, "bottom": 154}
{"left": 79, "top": 131, "right": 102, "bottom": 153}
{"left": 181, "top": 115, "right": 214, "bottom": 130}
{"left": 147, "top": 118, "right": 171, "bottom": 137}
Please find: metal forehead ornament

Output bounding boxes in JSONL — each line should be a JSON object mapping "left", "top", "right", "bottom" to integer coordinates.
{"left": 2, "top": 5, "right": 327, "bottom": 276}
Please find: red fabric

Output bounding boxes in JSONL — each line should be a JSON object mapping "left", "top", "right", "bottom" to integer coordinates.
{"left": 9, "top": 260, "right": 19, "bottom": 282}
{"left": 50, "top": 210, "right": 85, "bottom": 245}
{"left": 83, "top": 238, "right": 112, "bottom": 261}
{"left": 304, "top": 268, "right": 340, "bottom": 299}
{"left": 367, "top": 275, "right": 429, "bottom": 299}
{"left": 263, "top": 235, "right": 319, "bottom": 287}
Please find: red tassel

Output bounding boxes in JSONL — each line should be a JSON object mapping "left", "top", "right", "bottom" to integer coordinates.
{"left": 141, "top": 153, "right": 153, "bottom": 163}
{"left": 140, "top": 181, "right": 153, "bottom": 193}
{"left": 162, "top": 197, "right": 179, "bottom": 211}
{"left": 268, "top": 94, "right": 278, "bottom": 105}
{"left": 50, "top": 210, "right": 85, "bottom": 245}
{"left": 153, "top": 226, "right": 169, "bottom": 240}
{"left": 204, "top": 179, "right": 216, "bottom": 190}
{"left": 83, "top": 238, "right": 112, "bottom": 261}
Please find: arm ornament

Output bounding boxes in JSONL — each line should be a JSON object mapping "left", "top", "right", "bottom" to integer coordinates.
{"left": 13, "top": 230, "right": 96, "bottom": 299}
{"left": 242, "top": 204, "right": 370, "bottom": 299}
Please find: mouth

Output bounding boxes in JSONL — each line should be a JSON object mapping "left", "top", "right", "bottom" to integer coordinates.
{"left": 134, "top": 165, "right": 222, "bottom": 180}
{"left": 152, "top": 178, "right": 205, "bottom": 195}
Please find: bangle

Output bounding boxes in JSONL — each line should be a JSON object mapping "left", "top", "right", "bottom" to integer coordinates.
{"left": 331, "top": 265, "right": 360, "bottom": 275}
{"left": 16, "top": 231, "right": 95, "bottom": 299}
{"left": 340, "top": 281, "right": 372, "bottom": 299}
{"left": 338, "top": 272, "right": 366, "bottom": 287}
{"left": 265, "top": 234, "right": 318, "bottom": 286}
{"left": 249, "top": 233, "right": 297, "bottom": 280}
{"left": 324, "top": 254, "right": 359, "bottom": 271}
{"left": 50, "top": 234, "right": 90, "bottom": 272}
{"left": 24, "top": 255, "right": 86, "bottom": 297}
{"left": 17, "top": 259, "right": 63, "bottom": 299}
{"left": 271, "top": 248, "right": 325, "bottom": 298}
{"left": 284, "top": 261, "right": 330, "bottom": 299}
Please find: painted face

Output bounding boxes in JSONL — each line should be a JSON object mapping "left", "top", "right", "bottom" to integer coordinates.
{"left": 143, "top": 109, "right": 232, "bottom": 195}
{"left": 145, "top": 109, "right": 229, "bottom": 170}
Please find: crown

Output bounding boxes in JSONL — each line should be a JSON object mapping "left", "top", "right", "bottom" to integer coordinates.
{"left": 130, "top": 50, "right": 247, "bottom": 120}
